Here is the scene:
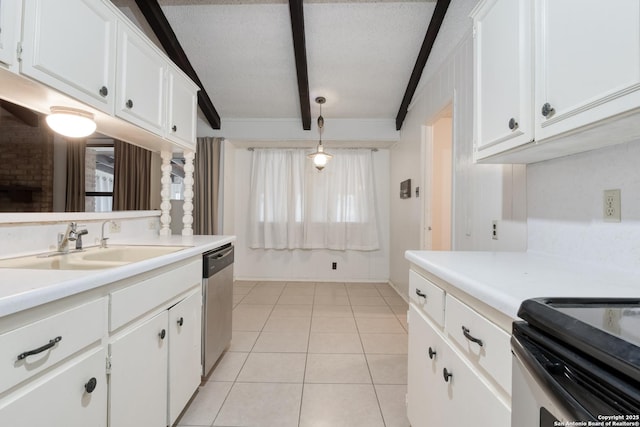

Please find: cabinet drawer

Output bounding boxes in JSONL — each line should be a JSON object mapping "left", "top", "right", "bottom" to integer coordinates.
{"left": 0, "top": 298, "right": 106, "bottom": 394}
{"left": 409, "top": 270, "right": 445, "bottom": 327}
{"left": 444, "top": 294, "right": 511, "bottom": 396}
{"left": 110, "top": 258, "right": 201, "bottom": 331}
{"left": 0, "top": 347, "right": 107, "bottom": 427}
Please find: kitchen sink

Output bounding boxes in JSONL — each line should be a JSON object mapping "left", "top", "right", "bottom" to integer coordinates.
{"left": 81, "top": 245, "right": 187, "bottom": 263}
{"left": 0, "top": 245, "right": 189, "bottom": 270}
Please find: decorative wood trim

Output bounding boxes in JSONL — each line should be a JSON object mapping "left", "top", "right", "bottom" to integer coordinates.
{"left": 288, "top": 0, "right": 311, "bottom": 130}
{"left": 395, "top": 0, "right": 451, "bottom": 131}
{"left": 182, "top": 150, "right": 194, "bottom": 236}
{"left": 134, "top": 0, "right": 221, "bottom": 130}
{"left": 160, "top": 150, "right": 173, "bottom": 236}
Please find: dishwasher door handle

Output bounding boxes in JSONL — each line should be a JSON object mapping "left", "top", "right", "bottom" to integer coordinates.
{"left": 213, "top": 247, "right": 233, "bottom": 259}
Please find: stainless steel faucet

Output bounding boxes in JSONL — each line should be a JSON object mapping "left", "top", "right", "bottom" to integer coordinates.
{"left": 75, "top": 228, "right": 89, "bottom": 250}
{"left": 57, "top": 222, "right": 78, "bottom": 253}
{"left": 101, "top": 220, "right": 116, "bottom": 248}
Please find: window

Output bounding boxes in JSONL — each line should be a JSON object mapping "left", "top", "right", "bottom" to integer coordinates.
{"left": 249, "top": 148, "right": 379, "bottom": 251}
{"left": 85, "top": 139, "right": 114, "bottom": 212}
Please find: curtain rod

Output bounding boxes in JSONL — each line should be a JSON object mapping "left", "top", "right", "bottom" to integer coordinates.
{"left": 247, "top": 147, "right": 379, "bottom": 152}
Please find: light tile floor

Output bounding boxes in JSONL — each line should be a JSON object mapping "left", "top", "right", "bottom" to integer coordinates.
{"left": 175, "top": 280, "right": 410, "bottom": 427}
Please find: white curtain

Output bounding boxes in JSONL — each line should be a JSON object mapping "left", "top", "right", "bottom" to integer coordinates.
{"left": 249, "top": 148, "right": 379, "bottom": 250}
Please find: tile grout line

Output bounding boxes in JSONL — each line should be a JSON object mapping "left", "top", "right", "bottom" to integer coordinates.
{"left": 212, "top": 280, "right": 281, "bottom": 427}
{"left": 352, "top": 286, "right": 389, "bottom": 427}
{"left": 209, "top": 279, "right": 258, "bottom": 427}
{"left": 296, "top": 281, "right": 320, "bottom": 427}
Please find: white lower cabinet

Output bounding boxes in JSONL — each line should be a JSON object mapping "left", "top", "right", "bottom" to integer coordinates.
{"left": 407, "top": 268, "right": 511, "bottom": 427}
{"left": 0, "top": 346, "right": 108, "bottom": 427}
{"left": 109, "top": 310, "right": 169, "bottom": 427}
{"left": 407, "top": 305, "right": 446, "bottom": 427}
{"left": 168, "top": 290, "right": 203, "bottom": 425}
{"left": 0, "top": 257, "right": 203, "bottom": 427}
{"left": 440, "top": 337, "right": 510, "bottom": 427}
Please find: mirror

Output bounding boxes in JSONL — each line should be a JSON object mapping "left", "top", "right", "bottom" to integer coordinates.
{"left": 0, "top": 100, "right": 178, "bottom": 213}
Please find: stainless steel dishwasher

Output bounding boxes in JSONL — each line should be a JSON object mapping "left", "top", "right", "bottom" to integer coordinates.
{"left": 202, "top": 244, "right": 234, "bottom": 378}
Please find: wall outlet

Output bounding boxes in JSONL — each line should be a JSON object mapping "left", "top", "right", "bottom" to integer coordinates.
{"left": 109, "top": 221, "right": 121, "bottom": 233}
{"left": 491, "top": 220, "right": 498, "bottom": 240}
{"left": 603, "top": 189, "right": 621, "bottom": 222}
{"left": 332, "top": 262, "right": 337, "bottom": 270}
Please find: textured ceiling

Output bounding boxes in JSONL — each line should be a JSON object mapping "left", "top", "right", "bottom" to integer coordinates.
{"left": 115, "top": 0, "right": 477, "bottom": 126}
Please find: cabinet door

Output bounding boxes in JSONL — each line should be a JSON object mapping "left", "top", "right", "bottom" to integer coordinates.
{"left": 473, "top": 0, "right": 533, "bottom": 159}
{"left": 440, "top": 339, "right": 511, "bottom": 427}
{"left": 407, "top": 305, "right": 446, "bottom": 427}
{"left": 168, "top": 290, "right": 203, "bottom": 425}
{"left": 109, "top": 311, "right": 168, "bottom": 427}
{"left": 0, "top": 347, "right": 107, "bottom": 427}
{"left": 116, "top": 22, "right": 166, "bottom": 135}
{"left": 21, "top": 0, "right": 117, "bottom": 112}
{"left": 535, "top": 0, "right": 640, "bottom": 140}
{"left": 0, "top": 0, "right": 20, "bottom": 67}
{"left": 167, "top": 67, "right": 198, "bottom": 149}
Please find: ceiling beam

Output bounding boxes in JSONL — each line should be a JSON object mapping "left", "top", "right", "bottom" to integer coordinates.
{"left": 0, "top": 100, "right": 40, "bottom": 127}
{"left": 395, "top": 0, "right": 451, "bottom": 131}
{"left": 134, "top": 0, "right": 221, "bottom": 130}
{"left": 288, "top": 0, "right": 311, "bottom": 130}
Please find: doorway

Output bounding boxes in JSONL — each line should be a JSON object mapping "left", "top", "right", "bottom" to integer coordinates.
{"left": 421, "top": 105, "right": 453, "bottom": 250}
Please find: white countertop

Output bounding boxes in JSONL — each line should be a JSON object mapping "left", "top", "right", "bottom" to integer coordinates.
{"left": 0, "top": 235, "right": 235, "bottom": 317}
{"left": 405, "top": 250, "right": 640, "bottom": 320}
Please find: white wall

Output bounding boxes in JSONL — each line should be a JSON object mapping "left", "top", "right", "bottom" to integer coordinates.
{"left": 528, "top": 139, "right": 640, "bottom": 273}
{"left": 389, "top": 32, "right": 527, "bottom": 296}
{"left": 229, "top": 146, "right": 390, "bottom": 282}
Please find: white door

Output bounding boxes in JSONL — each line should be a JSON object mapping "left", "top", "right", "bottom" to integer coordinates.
{"left": 407, "top": 305, "right": 446, "bottom": 427}
{"left": 473, "top": 0, "right": 533, "bottom": 158}
{"left": 21, "top": 0, "right": 117, "bottom": 112}
{"left": 0, "top": 347, "right": 107, "bottom": 427}
{"left": 535, "top": 0, "right": 640, "bottom": 140}
{"left": 441, "top": 340, "right": 511, "bottom": 427}
{"left": 167, "top": 67, "right": 198, "bottom": 149}
{"left": 422, "top": 112, "right": 453, "bottom": 251}
{"left": 0, "top": 0, "right": 20, "bottom": 67}
{"left": 168, "top": 291, "right": 203, "bottom": 425}
{"left": 109, "top": 311, "right": 168, "bottom": 427}
{"left": 116, "top": 23, "right": 165, "bottom": 135}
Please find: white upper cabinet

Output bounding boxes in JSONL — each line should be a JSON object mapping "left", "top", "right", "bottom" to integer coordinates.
{"left": 116, "top": 21, "right": 166, "bottom": 136}
{"left": 21, "top": 0, "right": 117, "bottom": 113}
{"left": 167, "top": 65, "right": 198, "bottom": 148}
{"left": 473, "top": 0, "right": 533, "bottom": 158}
{"left": 534, "top": 0, "right": 640, "bottom": 141}
{"left": 0, "top": 0, "right": 21, "bottom": 68}
{"left": 473, "top": 0, "right": 640, "bottom": 163}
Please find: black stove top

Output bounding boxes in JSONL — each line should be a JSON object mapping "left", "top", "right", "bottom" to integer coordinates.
{"left": 518, "top": 298, "right": 640, "bottom": 382}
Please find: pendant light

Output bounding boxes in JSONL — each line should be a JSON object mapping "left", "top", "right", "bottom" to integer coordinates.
{"left": 46, "top": 106, "right": 97, "bottom": 138}
{"left": 307, "top": 96, "right": 333, "bottom": 171}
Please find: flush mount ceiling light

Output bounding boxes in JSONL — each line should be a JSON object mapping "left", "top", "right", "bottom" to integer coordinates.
{"left": 46, "top": 107, "right": 97, "bottom": 138}
{"left": 307, "top": 96, "right": 333, "bottom": 171}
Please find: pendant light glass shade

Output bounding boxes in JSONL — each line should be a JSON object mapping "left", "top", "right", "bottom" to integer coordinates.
{"left": 307, "top": 142, "right": 333, "bottom": 170}
{"left": 308, "top": 96, "right": 333, "bottom": 171}
{"left": 46, "top": 107, "right": 97, "bottom": 138}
